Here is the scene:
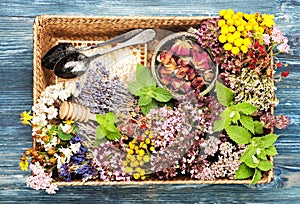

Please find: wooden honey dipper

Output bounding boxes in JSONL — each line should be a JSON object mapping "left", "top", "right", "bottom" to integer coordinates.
{"left": 59, "top": 101, "right": 97, "bottom": 122}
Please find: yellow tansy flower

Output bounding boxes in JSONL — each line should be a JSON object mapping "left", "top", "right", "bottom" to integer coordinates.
{"left": 224, "top": 43, "right": 233, "bottom": 51}
{"left": 240, "top": 45, "right": 248, "bottom": 53}
{"left": 231, "top": 47, "right": 240, "bottom": 54}
{"left": 218, "top": 34, "right": 227, "bottom": 43}
{"left": 221, "top": 26, "right": 229, "bottom": 35}
{"left": 228, "top": 25, "right": 236, "bottom": 32}
{"left": 261, "top": 14, "right": 275, "bottom": 27}
{"left": 243, "top": 38, "right": 252, "bottom": 47}
{"left": 227, "top": 34, "right": 235, "bottom": 43}
{"left": 234, "top": 38, "right": 243, "bottom": 47}
{"left": 218, "top": 19, "right": 226, "bottom": 27}
{"left": 227, "top": 19, "right": 234, "bottom": 26}
{"left": 133, "top": 173, "right": 140, "bottom": 180}
{"left": 219, "top": 9, "right": 226, "bottom": 16}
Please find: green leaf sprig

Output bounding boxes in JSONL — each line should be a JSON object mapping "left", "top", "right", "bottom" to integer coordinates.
{"left": 95, "top": 112, "right": 122, "bottom": 146}
{"left": 214, "top": 81, "right": 278, "bottom": 184}
{"left": 128, "top": 64, "right": 173, "bottom": 115}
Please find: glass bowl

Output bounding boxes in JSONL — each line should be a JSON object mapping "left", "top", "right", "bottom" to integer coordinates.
{"left": 151, "top": 32, "right": 218, "bottom": 97}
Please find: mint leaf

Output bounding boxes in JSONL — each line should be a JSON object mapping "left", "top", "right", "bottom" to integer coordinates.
{"left": 244, "top": 154, "right": 259, "bottom": 168}
{"left": 225, "top": 125, "right": 252, "bottom": 144}
{"left": 105, "top": 112, "right": 116, "bottom": 123}
{"left": 258, "top": 160, "right": 273, "bottom": 171}
{"left": 265, "top": 145, "right": 278, "bottom": 156}
{"left": 96, "top": 114, "right": 105, "bottom": 124}
{"left": 213, "top": 109, "right": 231, "bottom": 132}
{"left": 106, "top": 131, "right": 122, "bottom": 140}
{"left": 128, "top": 81, "right": 145, "bottom": 95}
{"left": 153, "top": 87, "right": 173, "bottom": 102}
{"left": 235, "top": 163, "right": 255, "bottom": 180}
{"left": 141, "top": 100, "right": 158, "bottom": 115}
{"left": 240, "top": 144, "right": 256, "bottom": 162}
{"left": 106, "top": 123, "right": 118, "bottom": 132}
{"left": 95, "top": 112, "right": 122, "bottom": 142}
{"left": 234, "top": 102, "right": 258, "bottom": 115}
{"left": 96, "top": 126, "right": 107, "bottom": 139}
{"left": 135, "top": 85, "right": 156, "bottom": 97}
{"left": 240, "top": 114, "right": 255, "bottom": 134}
{"left": 138, "top": 96, "right": 152, "bottom": 106}
{"left": 230, "top": 110, "right": 240, "bottom": 124}
{"left": 257, "top": 148, "right": 267, "bottom": 160}
{"left": 136, "top": 64, "right": 155, "bottom": 84}
{"left": 251, "top": 168, "right": 262, "bottom": 185}
{"left": 254, "top": 121, "right": 264, "bottom": 134}
{"left": 216, "top": 81, "right": 233, "bottom": 107}
{"left": 260, "top": 134, "right": 279, "bottom": 148}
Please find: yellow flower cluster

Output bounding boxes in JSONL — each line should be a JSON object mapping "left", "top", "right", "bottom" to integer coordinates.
{"left": 20, "top": 110, "right": 33, "bottom": 125}
{"left": 218, "top": 9, "right": 275, "bottom": 54}
{"left": 123, "top": 131, "right": 155, "bottom": 180}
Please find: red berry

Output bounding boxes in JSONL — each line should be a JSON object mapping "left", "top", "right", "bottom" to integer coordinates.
{"left": 254, "top": 41, "right": 260, "bottom": 49}
{"left": 141, "top": 124, "right": 147, "bottom": 130}
{"left": 276, "top": 62, "right": 283, "bottom": 68}
{"left": 281, "top": 70, "right": 290, "bottom": 77}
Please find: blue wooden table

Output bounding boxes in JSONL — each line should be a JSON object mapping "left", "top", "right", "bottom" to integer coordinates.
{"left": 1, "top": 0, "right": 299, "bottom": 203}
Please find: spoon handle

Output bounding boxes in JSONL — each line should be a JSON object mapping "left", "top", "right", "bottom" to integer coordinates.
{"left": 88, "top": 29, "right": 156, "bottom": 61}
{"left": 79, "top": 28, "right": 144, "bottom": 52}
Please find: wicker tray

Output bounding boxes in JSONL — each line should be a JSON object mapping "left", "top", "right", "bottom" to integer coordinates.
{"left": 32, "top": 15, "right": 273, "bottom": 186}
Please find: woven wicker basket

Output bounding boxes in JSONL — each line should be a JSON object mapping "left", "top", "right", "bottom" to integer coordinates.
{"left": 33, "top": 15, "right": 274, "bottom": 186}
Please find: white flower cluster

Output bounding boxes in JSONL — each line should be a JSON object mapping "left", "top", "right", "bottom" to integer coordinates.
{"left": 31, "top": 82, "right": 75, "bottom": 142}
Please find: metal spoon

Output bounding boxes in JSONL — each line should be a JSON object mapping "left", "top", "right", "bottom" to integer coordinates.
{"left": 53, "top": 29, "right": 156, "bottom": 79}
{"left": 41, "top": 28, "right": 144, "bottom": 70}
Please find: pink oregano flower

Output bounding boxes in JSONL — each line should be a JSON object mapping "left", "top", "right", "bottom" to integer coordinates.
{"left": 271, "top": 26, "right": 290, "bottom": 53}
{"left": 26, "top": 162, "right": 58, "bottom": 194}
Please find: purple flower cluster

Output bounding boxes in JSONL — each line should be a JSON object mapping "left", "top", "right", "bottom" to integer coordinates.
{"left": 148, "top": 106, "right": 191, "bottom": 150}
{"left": 148, "top": 94, "right": 224, "bottom": 179}
{"left": 93, "top": 141, "right": 130, "bottom": 181}
{"left": 180, "top": 136, "right": 244, "bottom": 180}
{"left": 75, "top": 63, "right": 135, "bottom": 115}
{"left": 194, "top": 18, "right": 224, "bottom": 64}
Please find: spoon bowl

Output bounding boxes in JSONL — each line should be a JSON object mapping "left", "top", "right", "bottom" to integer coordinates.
{"left": 53, "top": 29, "right": 156, "bottom": 79}
{"left": 41, "top": 29, "right": 143, "bottom": 70}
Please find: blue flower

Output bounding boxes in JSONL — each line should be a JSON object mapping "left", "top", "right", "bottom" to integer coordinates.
{"left": 76, "top": 163, "right": 97, "bottom": 179}
{"left": 59, "top": 164, "right": 71, "bottom": 182}
{"left": 71, "top": 145, "right": 88, "bottom": 165}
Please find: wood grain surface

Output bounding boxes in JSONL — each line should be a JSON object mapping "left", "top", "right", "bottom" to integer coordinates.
{"left": 0, "top": 0, "right": 299, "bottom": 203}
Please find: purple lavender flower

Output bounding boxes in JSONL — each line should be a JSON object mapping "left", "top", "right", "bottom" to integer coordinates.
{"left": 74, "top": 64, "right": 135, "bottom": 115}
